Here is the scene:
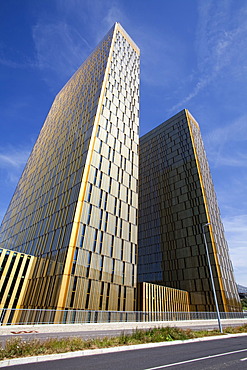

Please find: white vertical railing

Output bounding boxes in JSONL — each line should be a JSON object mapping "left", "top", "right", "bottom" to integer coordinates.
{"left": 0, "top": 308, "right": 245, "bottom": 325}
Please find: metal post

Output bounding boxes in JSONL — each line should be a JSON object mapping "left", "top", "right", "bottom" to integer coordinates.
{"left": 202, "top": 223, "right": 223, "bottom": 333}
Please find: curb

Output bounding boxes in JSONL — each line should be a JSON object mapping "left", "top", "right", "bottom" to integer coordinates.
{"left": 0, "top": 333, "right": 247, "bottom": 368}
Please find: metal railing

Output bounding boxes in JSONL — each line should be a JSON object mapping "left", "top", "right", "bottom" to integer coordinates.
{"left": 0, "top": 308, "right": 245, "bottom": 326}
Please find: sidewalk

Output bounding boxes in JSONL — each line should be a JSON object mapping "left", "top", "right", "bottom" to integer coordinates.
{"left": 0, "top": 318, "right": 246, "bottom": 335}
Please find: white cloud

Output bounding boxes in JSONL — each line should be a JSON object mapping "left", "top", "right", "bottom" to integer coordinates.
{"left": 0, "top": 147, "right": 30, "bottom": 169}
{"left": 196, "top": 0, "right": 247, "bottom": 75}
{"left": 0, "top": 56, "right": 36, "bottom": 69}
{"left": 222, "top": 214, "right": 247, "bottom": 285}
{"left": 31, "top": 0, "right": 127, "bottom": 90}
{"left": 223, "top": 214, "right": 247, "bottom": 235}
{"left": 171, "top": 0, "right": 247, "bottom": 112}
{"left": 103, "top": 4, "right": 126, "bottom": 30}
{"left": 204, "top": 114, "right": 247, "bottom": 168}
{"left": 0, "top": 146, "right": 31, "bottom": 191}
{"left": 32, "top": 21, "right": 90, "bottom": 80}
{"left": 207, "top": 114, "right": 247, "bottom": 145}
{"left": 141, "top": 30, "right": 186, "bottom": 89}
{"left": 57, "top": 0, "right": 186, "bottom": 90}
{"left": 60, "top": 0, "right": 125, "bottom": 40}
{"left": 0, "top": 146, "right": 31, "bottom": 223}
{"left": 169, "top": 74, "right": 214, "bottom": 113}
{"left": 214, "top": 154, "right": 247, "bottom": 168}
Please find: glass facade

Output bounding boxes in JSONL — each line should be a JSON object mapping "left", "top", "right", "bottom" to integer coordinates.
{"left": 138, "top": 109, "right": 241, "bottom": 312}
{"left": 0, "top": 23, "right": 140, "bottom": 311}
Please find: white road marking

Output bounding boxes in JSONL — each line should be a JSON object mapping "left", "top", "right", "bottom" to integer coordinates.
{"left": 240, "top": 357, "right": 247, "bottom": 361}
{"left": 144, "top": 348, "right": 247, "bottom": 369}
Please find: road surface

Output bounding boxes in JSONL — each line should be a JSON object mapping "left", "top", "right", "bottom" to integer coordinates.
{"left": 2, "top": 334, "right": 247, "bottom": 369}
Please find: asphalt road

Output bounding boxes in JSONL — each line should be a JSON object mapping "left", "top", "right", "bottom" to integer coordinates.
{"left": 2, "top": 335, "right": 247, "bottom": 370}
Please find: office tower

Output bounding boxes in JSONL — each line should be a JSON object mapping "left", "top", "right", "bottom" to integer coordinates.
{"left": 0, "top": 23, "right": 140, "bottom": 313}
{"left": 138, "top": 109, "right": 241, "bottom": 312}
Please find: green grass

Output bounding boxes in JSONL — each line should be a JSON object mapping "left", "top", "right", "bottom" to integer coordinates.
{"left": 241, "top": 298, "right": 247, "bottom": 310}
{"left": 0, "top": 324, "right": 247, "bottom": 361}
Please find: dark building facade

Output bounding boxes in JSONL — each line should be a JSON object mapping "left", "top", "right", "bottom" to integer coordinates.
{"left": 138, "top": 109, "right": 241, "bottom": 312}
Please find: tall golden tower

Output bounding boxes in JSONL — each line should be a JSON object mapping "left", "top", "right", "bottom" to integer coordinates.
{"left": 0, "top": 23, "right": 140, "bottom": 315}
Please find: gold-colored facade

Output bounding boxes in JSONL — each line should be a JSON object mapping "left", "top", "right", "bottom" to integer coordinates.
{"left": 0, "top": 23, "right": 140, "bottom": 312}
{"left": 137, "top": 282, "right": 189, "bottom": 313}
{"left": 138, "top": 109, "right": 241, "bottom": 312}
{"left": 0, "top": 248, "right": 34, "bottom": 323}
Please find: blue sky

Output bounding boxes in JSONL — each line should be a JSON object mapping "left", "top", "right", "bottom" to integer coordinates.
{"left": 0, "top": 0, "right": 247, "bottom": 286}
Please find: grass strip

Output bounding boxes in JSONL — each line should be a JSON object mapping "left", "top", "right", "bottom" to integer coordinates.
{"left": 0, "top": 324, "right": 247, "bottom": 361}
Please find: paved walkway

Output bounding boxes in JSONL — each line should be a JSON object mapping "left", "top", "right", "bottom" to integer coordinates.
{"left": 0, "top": 318, "right": 246, "bottom": 335}
{"left": 0, "top": 331, "right": 247, "bottom": 368}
